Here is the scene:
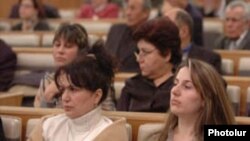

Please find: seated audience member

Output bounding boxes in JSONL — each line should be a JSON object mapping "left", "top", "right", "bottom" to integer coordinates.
{"left": 105, "top": 0, "right": 151, "bottom": 72}
{"left": 27, "top": 44, "right": 128, "bottom": 141}
{"left": 162, "top": 0, "right": 203, "bottom": 46}
{"left": 165, "top": 8, "right": 222, "bottom": 73}
{"left": 34, "top": 23, "right": 116, "bottom": 110}
{"left": 76, "top": 0, "right": 119, "bottom": 19}
{"left": 0, "top": 39, "right": 17, "bottom": 91}
{"left": 0, "top": 117, "right": 6, "bottom": 141}
{"left": 214, "top": 0, "right": 250, "bottom": 50}
{"left": 198, "top": 0, "right": 226, "bottom": 18}
{"left": 9, "top": 0, "right": 60, "bottom": 18}
{"left": 117, "top": 17, "right": 182, "bottom": 112}
{"left": 146, "top": 59, "right": 236, "bottom": 141}
{"left": 11, "top": 0, "right": 50, "bottom": 31}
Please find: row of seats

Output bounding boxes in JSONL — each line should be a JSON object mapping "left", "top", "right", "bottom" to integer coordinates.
{"left": 1, "top": 106, "right": 250, "bottom": 141}
{"left": 7, "top": 47, "right": 250, "bottom": 116}
{"left": 0, "top": 32, "right": 102, "bottom": 47}
{"left": 0, "top": 17, "right": 224, "bottom": 47}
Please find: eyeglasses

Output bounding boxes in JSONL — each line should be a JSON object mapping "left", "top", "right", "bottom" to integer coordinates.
{"left": 134, "top": 48, "right": 157, "bottom": 59}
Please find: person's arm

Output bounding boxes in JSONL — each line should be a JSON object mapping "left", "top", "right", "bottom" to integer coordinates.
{"left": 34, "top": 73, "right": 58, "bottom": 108}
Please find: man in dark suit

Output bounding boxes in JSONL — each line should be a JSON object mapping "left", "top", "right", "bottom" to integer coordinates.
{"left": 0, "top": 39, "right": 17, "bottom": 91}
{"left": 165, "top": 8, "right": 222, "bottom": 74}
{"left": 104, "top": 0, "right": 151, "bottom": 72}
{"left": 214, "top": 0, "right": 250, "bottom": 50}
{"left": 165, "top": 0, "right": 203, "bottom": 46}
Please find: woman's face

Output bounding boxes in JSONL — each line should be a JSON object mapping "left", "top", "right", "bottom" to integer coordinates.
{"left": 59, "top": 73, "right": 102, "bottom": 119}
{"left": 170, "top": 67, "right": 204, "bottom": 116}
{"left": 19, "top": 0, "right": 37, "bottom": 20}
{"left": 136, "top": 39, "right": 170, "bottom": 79}
{"left": 52, "top": 37, "right": 79, "bottom": 67}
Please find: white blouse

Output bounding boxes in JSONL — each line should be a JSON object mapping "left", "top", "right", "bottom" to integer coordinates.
{"left": 42, "top": 107, "right": 112, "bottom": 141}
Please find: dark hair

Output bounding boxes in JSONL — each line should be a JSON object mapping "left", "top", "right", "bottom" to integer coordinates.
{"left": 133, "top": 17, "right": 182, "bottom": 66}
{"left": 53, "top": 23, "right": 90, "bottom": 53}
{"left": 54, "top": 40, "right": 116, "bottom": 104}
{"left": 19, "top": 0, "right": 46, "bottom": 18}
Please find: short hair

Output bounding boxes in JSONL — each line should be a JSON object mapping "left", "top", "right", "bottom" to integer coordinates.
{"left": 159, "top": 59, "right": 235, "bottom": 141}
{"left": 55, "top": 41, "right": 116, "bottom": 104}
{"left": 53, "top": 23, "right": 90, "bottom": 53}
{"left": 133, "top": 17, "right": 182, "bottom": 67}
{"left": 175, "top": 9, "right": 194, "bottom": 39}
{"left": 225, "top": 0, "right": 250, "bottom": 21}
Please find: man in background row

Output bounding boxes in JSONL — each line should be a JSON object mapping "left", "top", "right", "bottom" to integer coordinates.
{"left": 105, "top": 0, "right": 151, "bottom": 72}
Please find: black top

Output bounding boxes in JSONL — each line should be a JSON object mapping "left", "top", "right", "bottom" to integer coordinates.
{"left": 117, "top": 74, "right": 174, "bottom": 113}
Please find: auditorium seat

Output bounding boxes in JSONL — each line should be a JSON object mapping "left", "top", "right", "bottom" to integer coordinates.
{"left": 0, "top": 21, "right": 11, "bottom": 31}
{"left": 0, "top": 92, "right": 23, "bottom": 106}
{"left": 80, "top": 22, "right": 112, "bottom": 34}
{"left": 227, "top": 85, "right": 241, "bottom": 116}
{"left": 137, "top": 123, "right": 164, "bottom": 141}
{"left": 114, "top": 81, "right": 125, "bottom": 100}
{"left": 59, "top": 9, "right": 76, "bottom": 19}
{"left": 221, "top": 58, "right": 234, "bottom": 75}
{"left": 238, "top": 57, "right": 250, "bottom": 76}
{"left": 1, "top": 115, "right": 22, "bottom": 141}
{"left": 0, "top": 34, "right": 40, "bottom": 47}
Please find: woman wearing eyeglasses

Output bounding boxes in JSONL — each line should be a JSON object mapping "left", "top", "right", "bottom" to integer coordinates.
{"left": 116, "top": 17, "right": 182, "bottom": 112}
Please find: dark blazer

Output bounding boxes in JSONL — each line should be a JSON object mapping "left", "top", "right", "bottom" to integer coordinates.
{"left": 104, "top": 24, "right": 140, "bottom": 72}
{"left": 9, "top": 4, "right": 60, "bottom": 18}
{"left": 0, "top": 39, "right": 17, "bottom": 91}
{"left": 188, "top": 44, "right": 222, "bottom": 74}
{"left": 185, "top": 3, "right": 203, "bottom": 46}
{"left": 214, "top": 30, "right": 250, "bottom": 50}
{"left": 11, "top": 21, "right": 50, "bottom": 31}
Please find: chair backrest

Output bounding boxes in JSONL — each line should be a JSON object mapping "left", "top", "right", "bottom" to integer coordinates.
{"left": 1, "top": 115, "right": 22, "bottom": 141}
{"left": 59, "top": 9, "right": 76, "bottom": 19}
{"left": 0, "top": 34, "right": 40, "bottom": 47}
{"left": 238, "top": 57, "right": 250, "bottom": 76}
{"left": 221, "top": 58, "right": 234, "bottom": 75}
{"left": 16, "top": 53, "right": 54, "bottom": 72}
{"left": 227, "top": 85, "right": 241, "bottom": 116}
{"left": 114, "top": 81, "right": 125, "bottom": 101}
{"left": 0, "top": 92, "right": 23, "bottom": 107}
{"left": 25, "top": 118, "right": 40, "bottom": 140}
{"left": 137, "top": 123, "right": 164, "bottom": 141}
